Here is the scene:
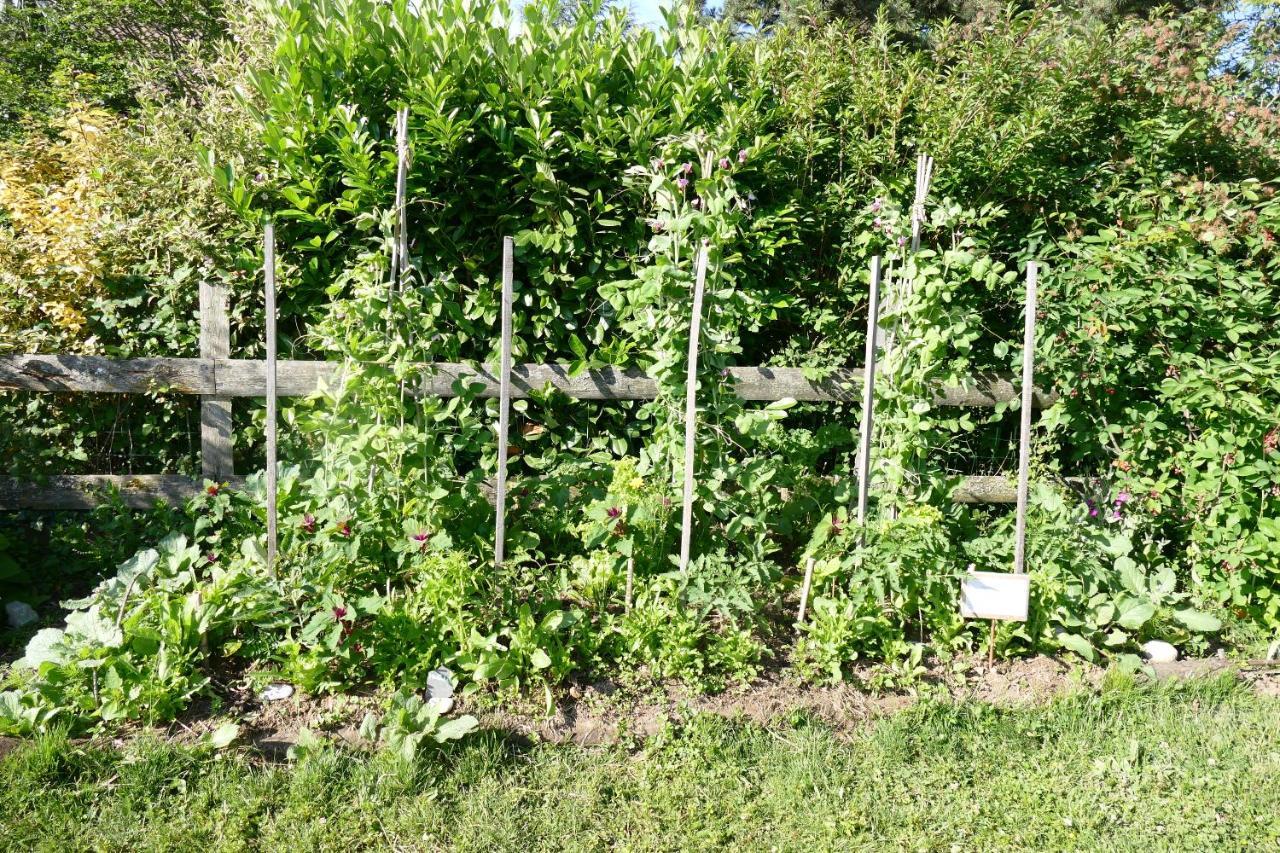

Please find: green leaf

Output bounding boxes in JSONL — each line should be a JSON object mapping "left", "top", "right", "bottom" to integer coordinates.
{"left": 19, "top": 628, "right": 67, "bottom": 669}
{"left": 1056, "top": 632, "right": 1096, "bottom": 662}
{"left": 434, "top": 715, "right": 478, "bottom": 743}
{"left": 206, "top": 722, "right": 240, "bottom": 750}
{"left": 1174, "top": 609, "right": 1222, "bottom": 633}
{"left": 530, "top": 648, "right": 552, "bottom": 669}
{"left": 1116, "top": 600, "right": 1156, "bottom": 630}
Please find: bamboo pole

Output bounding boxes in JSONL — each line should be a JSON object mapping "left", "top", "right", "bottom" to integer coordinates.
{"left": 494, "top": 236, "right": 514, "bottom": 567}
{"left": 624, "top": 557, "right": 634, "bottom": 612}
{"left": 678, "top": 241, "right": 710, "bottom": 572}
{"left": 1013, "top": 261, "right": 1038, "bottom": 574}
{"left": 855, "top": 256, "right": 882, "bottom": 539}
{"left": 796, "top": 557, "right": 815, "bottom": 628}
{"left": 264, "top": 220, "right": 278, "bottom": 576}
{"left": 392, "top": 107, "right": 410, "bottom": 284}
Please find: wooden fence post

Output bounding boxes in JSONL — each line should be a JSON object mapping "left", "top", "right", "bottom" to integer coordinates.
{"left": 678, "top": 242, "right": 710, "bottom": 572}
{"left": 1013, "top": 261, "right": 1038, "bottom": 575}
{"left": 198, "top": 281, "right": 233, "bottom": 481}
{"left": 494, "top": 236, "right": 514, "bottom": 567}
{"left": 264, "top": 221, "right": 278, "bottom": 576}
{"left": 855, "top": 256, "right": 882, "bottom": 539}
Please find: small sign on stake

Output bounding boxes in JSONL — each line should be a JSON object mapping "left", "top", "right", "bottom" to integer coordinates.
{"left": 959, "top": 571, "right": 1030, "bottom": 622}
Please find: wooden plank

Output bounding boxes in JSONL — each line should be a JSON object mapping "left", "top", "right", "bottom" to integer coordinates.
{"left": 0, "top": 355, "right": 213, "bottom": 394}
{"left": 1013, "top": 262, "right": 1038, "bottom": 574}
{"left": 264, "top": 221, "right": 279, "bottom": 575}
{"left": 855, "top": 256, "right": 882, "bottom": 536}
{"left": 494, "top": 236, "right": 514, "bottom": 567}
{"left": 1, "top": 472, "right": 1057, "bottom": 512}
{"left": 0, "top": 475, "right": 246, "bottom": 511}
{"left": 0, "top": 355, "right": 1058, "bottom": 407}
{"left": 679, "top": 243, "right": 710, "bottom": 572}
{"left": 199, "top": 281, "right": 234, "bottom": 480}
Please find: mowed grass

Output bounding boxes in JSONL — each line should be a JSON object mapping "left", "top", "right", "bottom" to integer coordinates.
{"left": 2, "top": 674, "right": 1278, "bottom": 851}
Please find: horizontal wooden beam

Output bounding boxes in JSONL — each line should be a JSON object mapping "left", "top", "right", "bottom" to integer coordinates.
{"left": 0, "top": 472, "right": 1051, "bottom": 511}
{"left": 0, "top": 355, "right": 1058, "bottom": 407}
{"left": 0, "top": 475, "right": 245, "bottom": 511}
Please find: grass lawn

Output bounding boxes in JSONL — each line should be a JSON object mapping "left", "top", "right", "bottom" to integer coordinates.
{"left": 2, "top": 673, "right": 1278, "bottom": 851}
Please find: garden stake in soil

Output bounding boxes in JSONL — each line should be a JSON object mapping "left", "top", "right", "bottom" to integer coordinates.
{"left": 796, "top": 557, "right": 815, "bottom": 628}
{"left": 1014, "top": 261, "right": 1038, "bottom": 575}
{"left": 855, "top": 256, "right": 882, "bottom": 542}
{"left": 679, "top": 241, "right": 710, "bottom": 572}
{"left": 494, "top": 236, "right": 514, "bottom": 568}
{"left": 264, "top": 219, "right": 278, "bottom": 576}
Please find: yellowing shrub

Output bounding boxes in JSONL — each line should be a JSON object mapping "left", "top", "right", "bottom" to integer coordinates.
{"left": 0, "top": 107, "right": 121, "bottom": 349}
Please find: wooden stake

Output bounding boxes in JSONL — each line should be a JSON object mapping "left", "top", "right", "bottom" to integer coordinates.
{"left": 1013, "top": 261, "right": 1038, "bottom": 575}
{"left": 198, "top": 280, "right": 233, "bottom": 481}
{"left": 796, "top": 557, "right": 815, "bottom": 628}
{"left": 624, "top": 557, "right": 634, "bottom": 612}
{"left": 988, "top": 618, "right": 996, "bottom": 670}
{"left": 678, "top": 242, "right": 710, "bottom": 572}
{"left": 855, "top": 256, "right": 882, "bottom": 540}
{"left": 494, "top": 236, "right": 514, "bottom": 567}
{"left": 392, "top": 107, "right": 410, "bottom": 284}
{"left": 264, "top": 220, "right": 278, "bottom": 576}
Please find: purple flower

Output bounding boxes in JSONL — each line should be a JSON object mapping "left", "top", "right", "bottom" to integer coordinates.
{"left": 206, "top": 553, "right": 217, "bottom": 565}
{"left": 873, "top": 217, "right": 882, "bottom": 228}
{"left": 719, "top": 157, "right": 731, "bottom": 170}
{"left": 411, "top": 530, "right": 430, "bottom": 552}
{"left": 1110, "top": 509, "right": 1123, "bottom": 521}
{"left": 676, "top": 177, "right": 689, "bottom": 190}
{"left": 300, "top": 513, "right": 317, "bottom": 533}
{"left": 737, "top": 149, "right": 748, "bottom": 164}
{"left": 652, "top": 157, "right": 665, "bottom": 170}
{"left": 681, "top": 162, "right": 693, "bottom": 175}
{"left": 870, "top": 197, "right": 883, "bottom": 213}
{"left": 606, "top": 506, "right": 622, "bottom": 519}
{"left": 1114, "top": 491, "right": 1131, "bottom": 506}
{"left": 1086, "top": 499, "right": 1099, "bottom": 518}
{"left": 897, "top": 235, "right": 906, "bottom": 247}
{"left": 332, "top": 606, "right": 348, "bottom": 621}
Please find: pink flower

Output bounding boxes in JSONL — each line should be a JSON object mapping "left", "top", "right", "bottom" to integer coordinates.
{"left": 676, "top": 177, "right": 689, "bottom": 190}
{"left": 870, "top": 198, "right": 883, "bottom": 213}
{"left": 1114, "top": 491, "right": 1131, "bottom": 506}
{"left": 332, "top": 606, "right": 347, "bottom": 621}
{"left": 897, "top": 235, "right": 906, "bottom": 247}
{"left": 300, "top": 513, "right": 317, "bottom": 533}
{"left": 411, "top": 530, "right": 430, "bottom": 552}
{"left": 719, "top": 157, "right": 731, "bottom": 170}
{"left": 681, "top": 162, "right": 693, "bottom": 175}
{"left": 606, "top": 506, "right": 622, "bottom": 519}
{"left": 873, "top": 217, "right": 882, "bottom": 227}
{"left": 737, "top": 149, "right": 748, "bottom": 164}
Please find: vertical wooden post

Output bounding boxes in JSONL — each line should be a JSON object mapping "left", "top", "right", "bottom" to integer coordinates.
{"left": 624, "top": 557, "right": 634, "bottom": 613}
{"left": 198, "top": 281, "right": 232, "bottom": 481}
{"left": 494, "top": 236, "right": 514, "bottom": 568}
{"left": 855, "top": 256, "right": 882, "bottom": 538}
{"left": 1013, "top": 261, "right": 1038, "bottom": 575}
{"left": 392, "top": 107, "right": 410, "bottom": 285}
{"left": 678, "top": 242, "right": 710, "bottom": 572}
{"left": 264, "top": 221, "right": 278, "bottom": 576}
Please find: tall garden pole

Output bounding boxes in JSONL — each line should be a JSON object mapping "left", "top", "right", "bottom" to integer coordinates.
{"left": 392, "top": 107, "right": 410, "bottom": 284}
{"left": 679, "top": 242, "right": 710, "bottom": 572}
{"left": 1013, "top": 261, "right": 1038, "bottom": 575}
{"left": 855, "top": 256, "right": 882, "bottom": 542}
{"left": 494, "top": 236, "right": 514, "bottom": 568}
{"left": 264, "top": 220, "right": 278, "bottom": 576}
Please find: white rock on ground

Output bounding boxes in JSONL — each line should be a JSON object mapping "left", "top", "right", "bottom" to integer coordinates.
{"left": 258, "top": 683, "right": 295, "bottom": 702}
{"left": 5, "top": 601, "right": 37, "bottom": 629}
{"left": 1141, "top": 640, "right": 1179, "bottom": 663}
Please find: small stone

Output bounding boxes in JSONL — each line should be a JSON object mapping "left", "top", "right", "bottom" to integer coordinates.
{"left": 5, "top": 601, "right": 37, "bottom": 629}
{"left": 428, "top": 696, "right": 455, "bottom": 714}
{"left": 426, "top": 667, "right": 454, "bottom": 700}
{"left": 1141, "top": 640, "right": 1178, "bottom": 663}
{"left": 259, "top": 683, "right": 294, "bottom": 702}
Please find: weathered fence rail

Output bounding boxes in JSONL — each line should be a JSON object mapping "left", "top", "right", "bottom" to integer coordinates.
{"left": 1, "top": 354, "right": 1057, "bottom": 406}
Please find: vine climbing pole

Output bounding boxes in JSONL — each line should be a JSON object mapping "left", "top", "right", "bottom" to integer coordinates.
{"left": 264, "top": 220, "right": 278, "bottom": 576}
{"left": 678, "top": 241, "right": 711, "bottom": 572}
{"left": 494, "top": 236, "right": 515, "bottom": 568}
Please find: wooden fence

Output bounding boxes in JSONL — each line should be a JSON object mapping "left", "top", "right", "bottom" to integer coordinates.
{"left": 0, "top": 280, "right": 1056, "bottom": 511}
